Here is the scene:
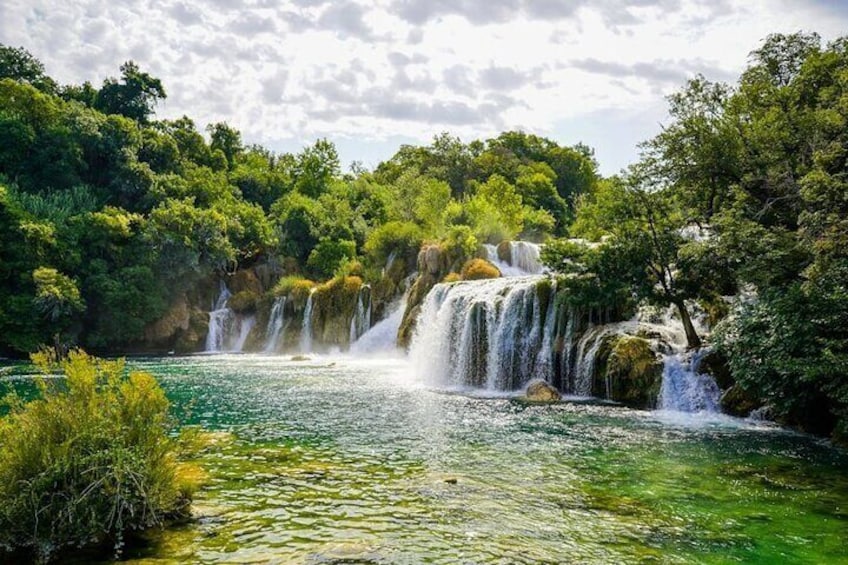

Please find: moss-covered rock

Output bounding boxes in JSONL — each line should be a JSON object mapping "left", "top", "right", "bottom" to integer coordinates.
{"left": 461, "top": 258, "right": 501, "bottom": 280}
{"left": 697, "top": 350, "right": 734, "bottom": 390}
{"left": 604, "top": 336, "right": 663, "bottom": 409}
{"left": 228, "top": 290, "right": 259, "bottom": 314}
{"left": 524, "top": 379, "right": 561, "bottom": 402}
{"left": 143, "top": 294, "right": 191, "bottom": 347}
{"left": 174, "top": 308, "right": 209, "bottom": 353}
{"left": 720, "top": 384, "right": 762, "bottom": 417}
{"left": 311, "top": 275, "right": 363, "bottom": 348}
{"left": 228, "top": 269, "right": 262, "bottom": 295}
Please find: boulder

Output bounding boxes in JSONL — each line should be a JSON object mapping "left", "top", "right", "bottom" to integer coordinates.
{"left": 604, "top": 336, "right": 663, "bottom": 409}
{"left": 143, "top": 295, "right": 190, "bottom": 346}
{"left": 524, "top": 379, "right": 561, "bottom": 402}
{"left": 720, "top": 384, "right": 762, "bottom": 417}
{"left": 697, "top": 349, "right": 734, "bottom": 390}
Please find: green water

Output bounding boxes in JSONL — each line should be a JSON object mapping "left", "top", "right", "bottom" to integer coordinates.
{"left": 2, "top": 355, "right": 847, "bottom": 564}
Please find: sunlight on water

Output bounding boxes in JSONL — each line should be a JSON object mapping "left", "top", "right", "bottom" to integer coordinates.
{"left": 3, "top": 355, "right": 847, "bottom": 564}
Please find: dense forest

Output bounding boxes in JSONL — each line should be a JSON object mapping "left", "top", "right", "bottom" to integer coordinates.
{"left": 1, "top": 32, "right": 846, "bottom": 440}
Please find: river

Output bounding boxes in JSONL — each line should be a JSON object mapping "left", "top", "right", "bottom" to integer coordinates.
{"left": 2, "top": 354, "right": 847, "bottom": 563}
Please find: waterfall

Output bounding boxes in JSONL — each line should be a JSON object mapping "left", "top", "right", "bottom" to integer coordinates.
{"left": 232, "top": 315, "right": 256, "bottom": 352}
{"left": 206, "top": 282, "right": 233, "bottom": 352}
{"left": 658, "top": 351, "right": 721, "bottom": 412}
{"left": 350, "top": 298, "right": 407, "bottom": 355}
{"left": 349, "top": 285, "right": 372, "bottom": 344}
{"left": 483, "top": 241, "right": 545, "bottom": 277}
{"left": 264, "top": 297, "right": 287, "bottom": 353}
{"left": 407, "top": 267, "right": 722, "bottom": 412}
{"left": 205, "top": 281, "right": 254, "bottom": 353}
{"left": 408, "top": 276, "right": 552, "bottom": 390}
{"left": 299, "top": 290, "right": 315, "bottom": 353}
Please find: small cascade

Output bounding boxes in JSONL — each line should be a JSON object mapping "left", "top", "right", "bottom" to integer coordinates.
{"left": 350, "top": 298, "right": 407, "bottom": 355}
{"left": 349, "top": 285, "right": 372, "bottom": 345}
{"left": 232, "top": 315, "right": 256, "bottom": 352}
{"left": 484, "top": 241, "right": 545, "bottom": 277}
{"left": 533, "top": 283, "right": 558, "bottom": 378}
{"left": 658, "top": 351, "right": 721, "bottom": 412}
{"left": 299, "top": 290, "right": 315, "bottom": 353}
{"left": 206, "top": 281, "right": 233, "bottom": 352}
{"left": 383, "top": 249, "right": 398, "bottom": 276}
{"left": 408, "top": 276, "right": 552, "bottom": 389}
{"left": 205, "top": 281, "right": 254, "bottom": 353}
{"left": 264, "top": 296, "right": 287, "bottom": 353}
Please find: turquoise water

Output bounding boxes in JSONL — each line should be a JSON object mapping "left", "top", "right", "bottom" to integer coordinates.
{"left": 2, "top": 354, "right": 847, "bottom": 563}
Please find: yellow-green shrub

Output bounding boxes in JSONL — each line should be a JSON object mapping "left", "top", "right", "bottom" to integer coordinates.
{"left": 442, "top": 272, "right": 462, "bottom": 283}
{"left": 273, "top": 275, "right": 315, "bottom": 300}
{"left": 0, "top": 350, "right": 194, "bottom": 561}
{"left": 461, "top": 258, "right": 501, "bottom": 280}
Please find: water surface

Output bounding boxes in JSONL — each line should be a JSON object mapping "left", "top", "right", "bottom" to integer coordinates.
{"left": 2, "top": 355, "right": 847, "bottom": 564}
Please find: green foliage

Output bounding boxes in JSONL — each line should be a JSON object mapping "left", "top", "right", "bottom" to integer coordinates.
{"left": 0, "top": 351, "right": 194, "bottom": 561}
{"left": 272, "top": 275, "right": 314, "bottom": 298}
{"left": 307, "top": 238, "right": 357, "bottom": 279}
{"left": 32, "top": 267, "right": 84, "bottom": 324}
{"left": 95, "top": 61, "right": 166, "bottom": 123}
{"left": 364, "top": 221, "right": 424, "bottom": 265}
{"left": 0, "top": 44, "right": 57, "bottom": 93}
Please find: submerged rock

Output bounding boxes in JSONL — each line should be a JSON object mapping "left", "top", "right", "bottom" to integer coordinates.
{"left": 524, "top": 379, "right": 561, "bottom": 402}
{"left": 290, "top": 355, "right": 311, "bottom": 361}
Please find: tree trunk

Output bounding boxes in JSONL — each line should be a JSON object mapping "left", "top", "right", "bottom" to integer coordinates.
{"left": 674, "top": 300, "right": 701, "bottom": 350}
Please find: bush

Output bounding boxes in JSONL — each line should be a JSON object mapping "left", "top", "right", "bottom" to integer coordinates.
{"left": 442, "top": 272, "right": 462, "bottom": 283}
{"left": 0, "top": 350, "right": 195, "bottom": 561}
{"left": 364, "top": 221, "right": 423, "bottom": 265}
{"left": 272, "top": 275, "right": 315, "bottom": 305}
{"left": 307, "top": 237, "right": 356, "bottom": 279}
{"left": 461, "top": 258, "right": 500, "bottom": 280}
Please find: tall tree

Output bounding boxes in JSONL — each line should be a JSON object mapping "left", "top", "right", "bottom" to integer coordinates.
{"left": 95, "top": 61, "right": 166, "bottom": 123}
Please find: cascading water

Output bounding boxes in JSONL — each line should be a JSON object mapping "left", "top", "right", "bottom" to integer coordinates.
{"left": 231, "top": 315, "right": 256, "bottom": 352}
{"left": 658, "top": 350, "right": 722, "bottom": 412}
{"left": 350, "top": 298, "right": 407, "bottom": 355}
{"left": 483, "top": 241, "right": 545, "bottom": 277}
{"left": 299, "top": 290, "right": 315, "bottom": 353}
{"left": 205, "top": 281, "right": 254, "bottom": 353}
{"left": 349, "top": 285, "right": 372, "bottom": 345}
{"left": 206, "top": 282, "right": 234, "bottom": 352}
{"left": 408, "top": 276, "right": 554, "bottom": 390}
{"left": 264, "top": 297, "right": 287, "bottom": 353}
{"left": 407, "top": 270, "right": 723, "bottom": 412}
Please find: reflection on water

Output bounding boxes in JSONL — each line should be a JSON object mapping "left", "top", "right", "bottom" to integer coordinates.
{"left": 3, "top": 354, "right": 848, "bottom": 563}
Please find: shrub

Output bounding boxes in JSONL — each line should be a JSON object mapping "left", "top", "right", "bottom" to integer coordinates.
{"left": 307, "top": 238, "right": 357, "bottom": 279}
{"left": 442, "top": 272, "right": 462, "bottom": 283}
{"left": 273, "top": 276, "right": 315, "bottom": 306}
{"left": 461, "top": 258, "right": 500, "bottom": 280}
{"left": 0, "top": 350, "right": 195, "bottom": 561}
{"left": 364, "top": 221, "right": 423, "bottom": 265}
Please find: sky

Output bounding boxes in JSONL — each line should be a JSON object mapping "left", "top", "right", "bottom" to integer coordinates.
{"left": 1, "top": 1, "right": 846, "bottom": 176}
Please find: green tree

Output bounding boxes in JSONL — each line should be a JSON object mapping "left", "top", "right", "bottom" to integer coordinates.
{"left": 0, "top": 44, "right": 57, "bottom": 93}
{"left": 95, "top": 61, "right": 166, "bottom": 123}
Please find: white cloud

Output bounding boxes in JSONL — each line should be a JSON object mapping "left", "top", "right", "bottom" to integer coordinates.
{"left": 1, "top": 0, "right": 844, "bottom": 174}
